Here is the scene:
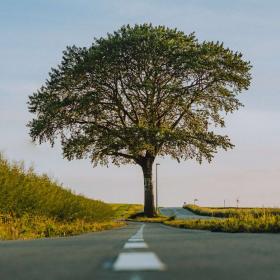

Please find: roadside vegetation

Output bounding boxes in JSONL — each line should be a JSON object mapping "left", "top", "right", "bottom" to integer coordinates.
{"left": 126, "top": 209, "right": 170, "bottom": 223}
{"left": 110, "top": 204, "right": 143, "bottom": 219}
{"left": 0, "top": 214, "right": 124, "bottom": 240}
{"left": 128, "top": 215, "right": 169, "bottom": 223}
{"left": 128, "top": 205, "right": 280, "bottom": 233}
{"left": 164, "top": 205, "right": 280, "bottom": 233}
{"left": 184, "top": 204, "right": 280, "bottom": 218}
{"left": 164, "top": 214, "right": 280, "bottom": 233}
{"left": 0, "top": 155, "right": 128, "bottom": 240}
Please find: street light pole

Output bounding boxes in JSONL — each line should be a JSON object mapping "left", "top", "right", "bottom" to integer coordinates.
{"left": 155, "top": 163, "right": 160, "bottom": 214}
{"left": 236, "top": 198, "right": 239, "bottom": 208}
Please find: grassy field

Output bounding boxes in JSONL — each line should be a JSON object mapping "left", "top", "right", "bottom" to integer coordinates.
{"left": 0, "top": 155, "right": 139, "bottom": 240}
{"left": 0, "top": 213, "right": 124, "bottom": 240}
{"left": 127, "top": 205, "right": 280, "bottom": 233}
{"left": 128, "top": 215, "right": 169, "bottom": 223}
{"left": 0, "top": 155, "right": 113, "bottom": 222}
{"left": 184, "top": 204, "right": 280, "bottom": 218}
{"left": 110, "top": 203, "right": 143, "bottom": 219}
{"left": 164, "top": 204, "right": 280, "bottom": 233}
{"left": 164, "top": 214, "right": 280, "bottom": 233}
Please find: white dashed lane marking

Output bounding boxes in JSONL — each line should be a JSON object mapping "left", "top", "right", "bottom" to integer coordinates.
{"left": 113, "top": 252, "right": 165, "bottom": 271}
{"left": 128, "top": 238, "right": 144, "bottom": 242}
{"left": 113, "top": 223, "right": 166, "bottom": 271}
{"left": 124, "top": 242, "right": 148, "bottom": 249}
{"left": 129, "top": 224, "right": 144, "bottom": 240}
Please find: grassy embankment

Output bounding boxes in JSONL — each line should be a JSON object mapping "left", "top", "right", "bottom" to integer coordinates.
{"left": 127, "top": 209, "right": 170, "bottom": 223}
{"left": 183, "top": 204, "right": 280, "bottom": 218}
{"left": 165, "top": 204, "right": 280, "bottom": 233}
{"left": 110, "top": 203, "right": 143, "bottom": 219}
{"left": 0, "top": 155, "right": 141, "bottom": 240}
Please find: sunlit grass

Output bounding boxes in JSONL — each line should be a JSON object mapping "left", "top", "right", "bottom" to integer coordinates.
{"left": 126, "top": 209, "right": 169, "bottom": 223}
{"left": 184, "top": 204, "right": 280, "bottom": 218}
{"left": 130, "top": 216, "right": 169, "bottom": 223}
{"left": 164, "top": 213, "right": 280, "bottom": 233}
{"left": 110, "top": 203, "right": 143, "bottom": 219}
{"left": 0, "top": 213, "right": 124, "bottom": 240}
{"left": 127, "top": 205, "right": 280, "bottom": 233}
{"left": 166, "top": 204, "right": 280, "bottom": 233}
{"left": 0, "top": 154, "right": 113, "bottom": 222}
{"left": 0, "top": 154, "right": 131, "bottom": 240}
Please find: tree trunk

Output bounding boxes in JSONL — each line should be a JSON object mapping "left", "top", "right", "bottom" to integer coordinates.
{"left": 141, "top": 157, "right": 156, "bottom": 217}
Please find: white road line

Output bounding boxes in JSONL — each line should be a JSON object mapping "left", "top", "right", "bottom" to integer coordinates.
{"left": 113, "top": 252, "right": 166, "bottom": 271}
{"left": 112, "top": 223, "right": 166, "bottom": 272}
{"left": 128, "top": 224, "right": 145, "bottom": 241}
{"left": 128, "top": 238, "right": 144, "bottom": 242}
{"left": 124, "top": 242, "right": 148, "bottom": 249}
{"left": 130, "top": 234, "right": 143, "bottom": 239}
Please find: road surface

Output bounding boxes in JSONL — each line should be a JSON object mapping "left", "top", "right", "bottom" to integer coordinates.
{"left": 1, "top": 208, "right": 280, "bottom": 280}
{"left": 160, "top": 206, "right": 214, "bottom": 219}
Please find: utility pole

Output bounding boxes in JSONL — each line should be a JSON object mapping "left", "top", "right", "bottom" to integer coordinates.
{"left": 236, "top": 198, "right": 239, "bottom": 208}
{"left": 224, "top": 200, "right": 226, "bottom": 208}
{"left": 155, "top": 163, "right": 160, "bottom": 214}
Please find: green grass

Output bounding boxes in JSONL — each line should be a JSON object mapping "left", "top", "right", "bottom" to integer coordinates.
{"left": 164, "top": 213, "right": 280, "bottom": 233}
{"left": 0, "top": 155, "right": 130, "bottom": 240}
{"left": 126, "top": 209, "right": 170, "bottom": 223}
{"left": 128, "top": 205, "right": 280, "bottom": 233}
{"left": 128, "top": 215, "right": 169, "bottom": 223}
{"left": 184, "top": 204, "right": 280, "bottom": 218}
{"left": 0, "top": 213, "right": 125, "bottom": 240}
{"left": 163, "top": 204, "right": 280, "bottom": 233}
{"left": 0, "top": 154, "right": 113, "bottom": 222}
{"left": 110, "top": 203, "right": 143, "bottom": 219}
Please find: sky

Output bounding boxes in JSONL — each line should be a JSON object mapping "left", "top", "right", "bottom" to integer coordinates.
{"left": 1, "top": 0, "right": 280, "bottom": 207}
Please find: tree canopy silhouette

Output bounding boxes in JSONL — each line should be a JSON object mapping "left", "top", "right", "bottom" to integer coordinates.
{"left": 28, "top": 24, "right": 251, "bottom": 216}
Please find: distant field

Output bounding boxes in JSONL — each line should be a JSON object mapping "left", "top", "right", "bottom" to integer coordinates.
{"left": 129, "top": 205, "right": 280, "bottom": 233}
{"left": 0, "top": 155, "right": 140, "bottom": 240}
{"left": 164, "top": 204, "right": 280, "bottom": 233}
{"left": 184, "top": 204, "right": 280, "bottom": 218}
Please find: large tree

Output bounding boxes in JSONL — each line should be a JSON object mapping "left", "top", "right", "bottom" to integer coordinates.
{"left": 28, "top": 24, "right": 251, "bottom": 217}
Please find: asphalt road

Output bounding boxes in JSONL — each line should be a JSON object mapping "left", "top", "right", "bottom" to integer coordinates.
{"left": 1, "top": 207, "right": 280, "bottom": 280}
{"left": 160, "top": 206, "right": 213, "bottom": 219}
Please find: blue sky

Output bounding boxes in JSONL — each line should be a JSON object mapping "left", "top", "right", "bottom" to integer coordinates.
{"left": 1, "top": 0, "right": 280, "bottom": 206}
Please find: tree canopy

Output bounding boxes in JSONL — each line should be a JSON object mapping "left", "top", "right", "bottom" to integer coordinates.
{"left": 28, "top": 24, "right": 251, "bottom": 216}
{"left": 28, "top": 24, "right": 251, "bottom": 166}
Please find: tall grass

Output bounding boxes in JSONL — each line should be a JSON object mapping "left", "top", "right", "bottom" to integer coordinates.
{"left": 165, "top": 213, "right": 280, "bottom": 233}
{"left": 184, "top": 204, "right": 280, "bottom": 218}
{"left": 110, "top": 203, "right": 143, "bottom": 219}
{"left": 162, "top": 204, "right": 280, "bottom": 233}
{"left": 0, "top": 212, "right": 124, "bottom": 240}
{"left": 0, "top": 154, "right": 113, "bottom": 222}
